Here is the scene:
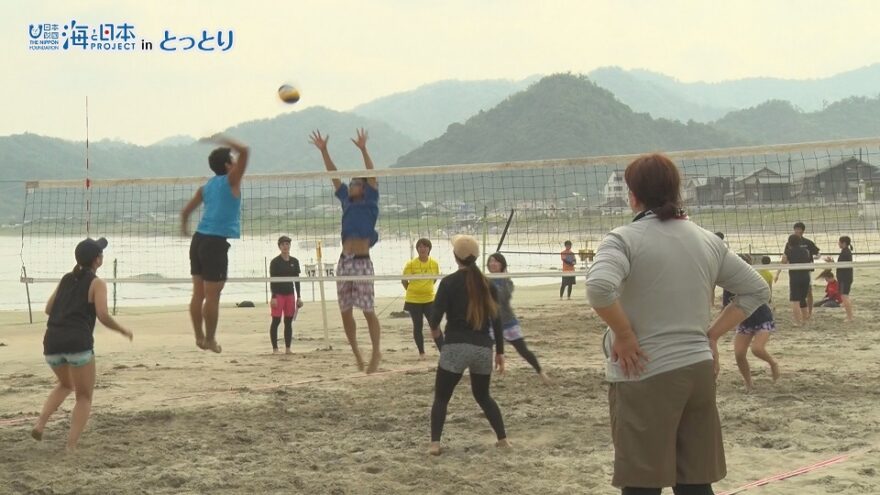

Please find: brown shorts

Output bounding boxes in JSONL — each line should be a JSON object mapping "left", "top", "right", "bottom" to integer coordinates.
{"left": 608, "top": 360, "right": 726, "bottom": 488}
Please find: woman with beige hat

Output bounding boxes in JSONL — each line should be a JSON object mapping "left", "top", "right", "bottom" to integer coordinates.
{"left": 427, "top": 235, "right": 510, "bottom": 455}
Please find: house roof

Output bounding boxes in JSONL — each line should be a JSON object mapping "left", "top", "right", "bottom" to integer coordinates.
{"left": 799, "top": 157, "right": 879, "bottom": 179}
{"left": 734, "top": 167, "right": 787, "bottom": 183}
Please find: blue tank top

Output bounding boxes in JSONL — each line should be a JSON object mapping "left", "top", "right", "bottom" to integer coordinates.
{"left": 196, "top": 175, "right": 241, "bottom": 239}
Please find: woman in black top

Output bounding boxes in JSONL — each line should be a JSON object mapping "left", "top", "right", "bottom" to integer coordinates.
{"left": 825, "top": 235, "right": 854, "bottom": 322}
{"left": 427, "top": 235, "right": 509, "bottom": 455}
{"left": 32, "top": 238, "right": 133, "bottom": 451}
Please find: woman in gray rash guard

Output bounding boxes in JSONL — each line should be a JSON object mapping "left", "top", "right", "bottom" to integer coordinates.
{"left": 586, "top": 154, "right": 769, "bottom": 495}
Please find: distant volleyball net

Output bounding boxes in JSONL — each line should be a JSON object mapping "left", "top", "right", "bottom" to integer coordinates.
{"left": 19, "top": 136, "right": 880, "bottom": 309}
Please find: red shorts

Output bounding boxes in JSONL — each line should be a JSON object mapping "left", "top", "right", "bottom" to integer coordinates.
{"left": 270, "top": 293, "right": 298, "bottom": 318}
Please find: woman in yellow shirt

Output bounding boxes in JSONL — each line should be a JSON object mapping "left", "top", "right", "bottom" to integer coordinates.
{"left": 402, "top": 238, "right": 443, "bottom": 358}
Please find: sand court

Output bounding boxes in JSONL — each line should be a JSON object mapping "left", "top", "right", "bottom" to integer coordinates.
{"left": 1, "top": 278, "right": 878, "bottom": 494}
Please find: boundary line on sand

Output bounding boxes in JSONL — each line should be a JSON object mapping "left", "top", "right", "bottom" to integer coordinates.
{"left": 716, "top": 447, "right": 873, "bottom": 495}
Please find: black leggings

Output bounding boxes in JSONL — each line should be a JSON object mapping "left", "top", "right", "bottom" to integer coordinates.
{"left": 430, "top": 368, "right": 506, "bottom": 442}
{"left": 408, "top": 303, "right": 443, "bottom": 354}
{"left": 269, "top": 317, "right": 294, "bottom": 349}
{"left": 622, "top": 484, "right": 714, "bottom": 495}
{"left": 510, "top": 338, "right": 541, "bottom": 373}
{"left": 560, "top": 279, "right": 574, "bottom": 298}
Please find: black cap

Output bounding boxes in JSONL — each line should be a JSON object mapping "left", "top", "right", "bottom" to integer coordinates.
{"left": 75, "top": 237, "right": 108, "bottom": 267}
{"left": 278, "top": 235, "right": 292, "bottom": 245}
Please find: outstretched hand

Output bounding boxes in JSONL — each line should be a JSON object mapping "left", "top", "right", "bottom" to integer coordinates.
{"left": 351, "top": 128, "right": 368, "bottom": 150}
{"left": 309, "top": 130, "right": 329, "bottom": 152}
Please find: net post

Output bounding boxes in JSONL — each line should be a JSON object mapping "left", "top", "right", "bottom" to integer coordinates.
{"left": 264, "top": 256, "right": 269, "bottom": 305}
{"left": 112, "top": 259, "right": 117, "bottom": 316}
{"left": 481, "top": 206, "right": 488, "bottom": 270}
{"left": 316, "top": 240, "right": 330, "bottom": 349}
{"left": 21, "top": 265, "right": 33, "bottom": 324}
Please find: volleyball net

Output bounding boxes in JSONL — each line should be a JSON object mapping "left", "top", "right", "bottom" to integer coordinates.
{"left": 18, "top": 136, "right": 880, "bottom": 308}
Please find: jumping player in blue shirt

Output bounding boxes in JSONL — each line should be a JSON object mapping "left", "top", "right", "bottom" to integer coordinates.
{"left": 309, "top": 128, "right": 382, "bottom": 373}
{"left": 180, "top": 134, "right": 249, "bottom": 354}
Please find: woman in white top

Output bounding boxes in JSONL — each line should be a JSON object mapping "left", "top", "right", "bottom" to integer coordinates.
{"left": 586, "top": 154, "right": 769, "bottom": 495}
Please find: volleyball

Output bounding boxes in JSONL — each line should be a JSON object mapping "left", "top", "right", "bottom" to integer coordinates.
{"left": 278, "top": 84, "right": 301, "bottom": 104}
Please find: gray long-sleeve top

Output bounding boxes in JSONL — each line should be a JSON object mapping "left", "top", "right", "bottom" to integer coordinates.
{"left": 586, "top": 213, "right": 770, "bottom": 382}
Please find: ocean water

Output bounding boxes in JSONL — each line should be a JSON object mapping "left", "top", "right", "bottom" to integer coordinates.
{"left": 1, "top": 235, "right": 574, "bottom": 313}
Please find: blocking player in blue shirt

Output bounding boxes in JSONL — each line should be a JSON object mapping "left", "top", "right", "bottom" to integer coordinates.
{"left": 309, "top": 128, "right": 382, "bottom": 373}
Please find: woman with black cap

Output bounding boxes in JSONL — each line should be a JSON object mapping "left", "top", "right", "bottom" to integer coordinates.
{"left": 427, "top": 235, "right": 510, "bottom": 455}
{"left": 32, "top": 237, "right": 134, "bottom": 451}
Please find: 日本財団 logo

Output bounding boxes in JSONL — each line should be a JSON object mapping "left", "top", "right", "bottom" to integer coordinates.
{"left": 28, "top": 21, "right": 233, "bottom": 52}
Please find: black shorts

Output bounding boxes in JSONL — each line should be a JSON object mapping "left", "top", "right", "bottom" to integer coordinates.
{"left": 789, "top": 273, "right": 810, "bottom": 308}
{"left": 839, "top": 279, "right": 853, "bottom": 295}
{"left": 561, "top": 276, "right": 576, "bottom": 286}
{"left": 190, "top": 232, "right": 230, "bottom": 282}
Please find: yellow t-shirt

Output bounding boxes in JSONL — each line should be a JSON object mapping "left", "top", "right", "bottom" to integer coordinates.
{"left": 759, "top": 269, "right": 774, "bottom": 287}
{"left": 403, "top": 257, "right": 440, "bottom": 303}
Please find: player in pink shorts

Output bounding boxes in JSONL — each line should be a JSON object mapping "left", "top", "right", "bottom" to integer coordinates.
{"left": 309, "top": 128, "right": 382, "bottom": 373}
{"left": 269, "top": 235, "right": 303, "bottom": 354}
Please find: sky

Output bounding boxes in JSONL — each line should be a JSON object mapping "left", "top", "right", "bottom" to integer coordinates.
{"left": 3, "top": 0, "right": 879, "bottom": 145}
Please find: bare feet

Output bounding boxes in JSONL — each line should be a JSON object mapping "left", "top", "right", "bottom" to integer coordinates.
{"left": 273, "top": 348, "right": 280, "bottom": 354}
{"left": 428, "top": 442, "right": 442, "bottom": 456}
{"left": 419, "top": 353, "right": 427, "bottom": 361}
{"left": 285, "top": 348, "right": 293, "bottom": 355}
{"left": 366, "top": 351, "right": 382, "bottom": 374}
{"left": 196, "top": 339, "right": 207, "bottom": 350}
{"left": 203, "top": 340, "right": 222, "bottom": 353}
{"left": 770, "top": 361, "right": 780, "bottom": 382}
{"left": 539, "top": 372, "right": 554, "bottom": 386}
{"left": 743, "top": 382, "right": 753, "bottom": 394}
{"left": 30, "top": 428, "right": 42, "bottom": 441}
{"left": 496, "top": 438, "right": 512, "bottom": 449}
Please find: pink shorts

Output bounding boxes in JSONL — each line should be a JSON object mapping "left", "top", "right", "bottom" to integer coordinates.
{"left": 336, "top": 254, "right": 375, "bottom": 313}
{"left": 270, "top": 293, "right": 298, "bottom": 318}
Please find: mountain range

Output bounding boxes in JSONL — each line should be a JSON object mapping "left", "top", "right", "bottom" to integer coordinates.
{"left": 3, "top": 64, "right": 880, "bottom": 223}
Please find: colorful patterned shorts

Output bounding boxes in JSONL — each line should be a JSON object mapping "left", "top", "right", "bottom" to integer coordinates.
{"left": 736, "top": 321, "right": 776, "bottom": 335}
{"left": 336, "top": 254, "right": 375, "bottom": 313}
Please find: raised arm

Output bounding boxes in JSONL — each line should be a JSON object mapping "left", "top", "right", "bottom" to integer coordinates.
{"left": 180, "top": 187, "right": 204, "bottom": 236}
{"left": 309, "top": 130, "right": 342, "bottom": 191}
{"left": 351, "top": 128, "right": 377, "bottom": 189}
{"left": 206, "top": 134, "right": 249, "bottom": 192}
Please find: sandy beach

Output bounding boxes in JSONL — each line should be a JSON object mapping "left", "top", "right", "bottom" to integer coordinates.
{"left": 1, "top": 275, "right": 878, "bottom": 494}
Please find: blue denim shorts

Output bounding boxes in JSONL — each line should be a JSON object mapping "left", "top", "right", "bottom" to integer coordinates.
{"left": 45, "top": 349, "right": 94, "bottom": 369}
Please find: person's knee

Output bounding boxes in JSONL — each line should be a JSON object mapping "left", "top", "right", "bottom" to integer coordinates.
{"left": 74, "top": 388, "right": 93, "bottom": 402}
{"left": 56, "top": 382, "right": 74, "bottom": 394}
{"left": 735, "top": 350, "right": 748, "bottom": 362}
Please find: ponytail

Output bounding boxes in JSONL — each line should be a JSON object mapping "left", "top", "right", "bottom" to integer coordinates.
{"left": 72, "top": 264, "right": 92, "bottom": 279}
{"left": 463, "top": 263, "right": 498, "bottom": 330}
{"left": 840, "top": 235, "right": 853, "bottom": 252}
{"left": 653, "top": 202, "right": 686, "bottom": 221}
